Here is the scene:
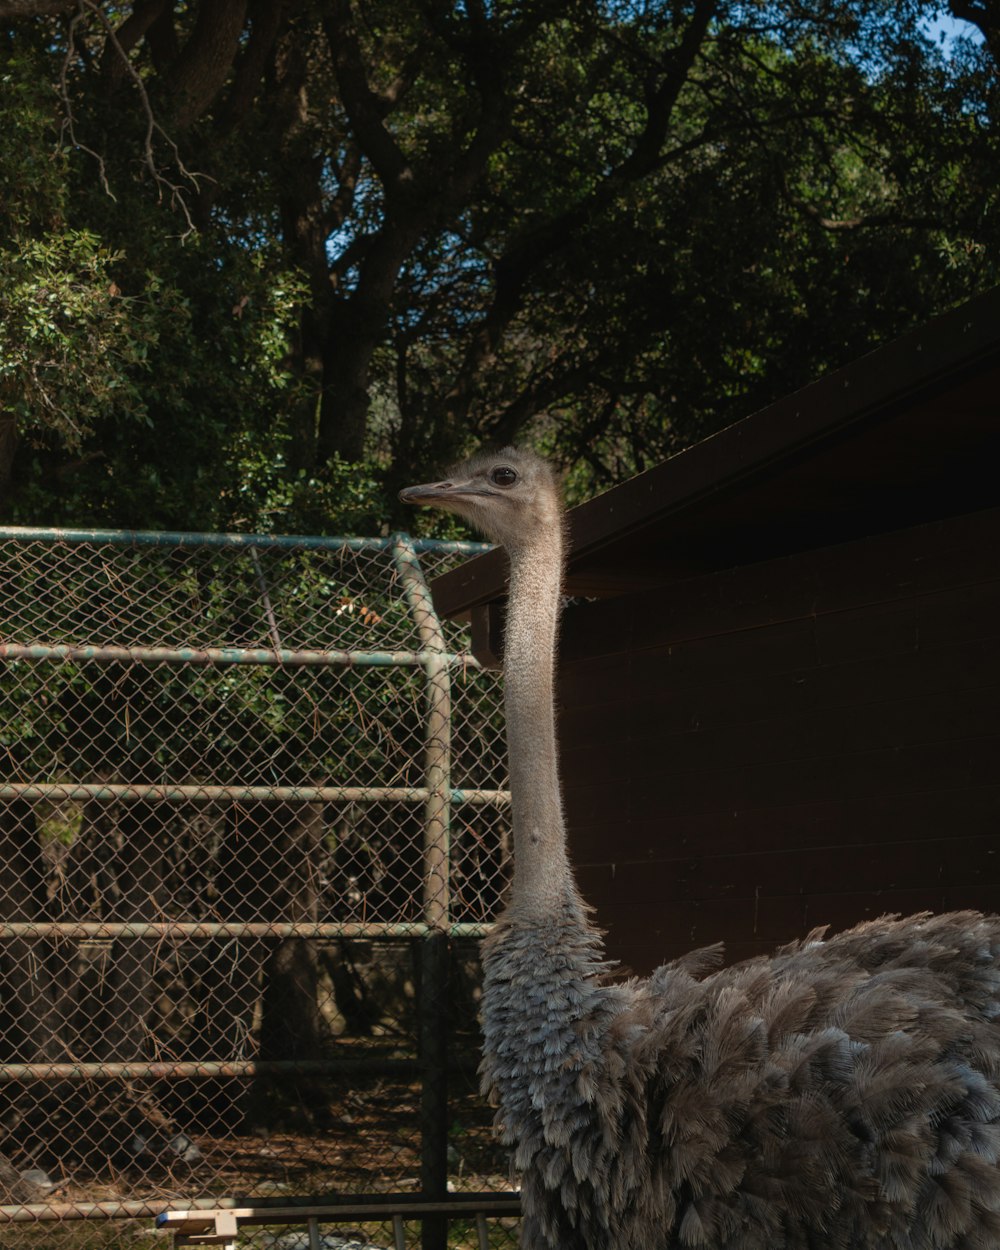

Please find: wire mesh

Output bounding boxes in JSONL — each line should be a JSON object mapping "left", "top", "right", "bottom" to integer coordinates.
{"left": 0, "top": 528, "right": 517, "bottom": 1246}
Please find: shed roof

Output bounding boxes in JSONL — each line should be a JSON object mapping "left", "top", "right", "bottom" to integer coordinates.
{"left": 431, "top": 285, "right": 1000, "bottom": 619}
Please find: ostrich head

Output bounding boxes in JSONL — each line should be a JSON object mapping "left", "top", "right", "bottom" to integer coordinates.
{"left": 398, "top": 446, "right": 561, "bottom": 551}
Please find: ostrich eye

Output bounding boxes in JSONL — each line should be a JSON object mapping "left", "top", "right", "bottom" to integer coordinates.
{"left": 490, "top": 466, "right": 518, "bottom": 487}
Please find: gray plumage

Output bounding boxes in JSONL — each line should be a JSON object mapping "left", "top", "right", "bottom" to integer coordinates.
{"left": 400, "top": 447, "right": 1000, "bottom": 1250}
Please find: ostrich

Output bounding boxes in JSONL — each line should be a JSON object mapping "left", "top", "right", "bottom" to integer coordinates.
{"left": 400, "top": 447, "right": 1000, "bottom": 1250}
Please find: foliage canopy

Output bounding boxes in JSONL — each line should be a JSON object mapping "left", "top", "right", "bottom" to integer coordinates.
{"left": 0, "top": 0, "right": 997, "bottom": 530}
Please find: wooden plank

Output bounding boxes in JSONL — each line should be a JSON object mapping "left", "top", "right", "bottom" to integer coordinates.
{"left": 596, "top": 887, "right": 959, "bottom": 968}
{"left": 557, "top": 651, "right": 635, "bottom": 710}
{"left": 564, "top": 616, "right": 820, "bottom": 697}
{"left": 621, "top": 940, "right": 781, "bottom": 969}
{"left": 601, "top": 890, "right": 1000, "bottom": 975}
{"left": 771, "top": 888, "right": 951, "bottom": 939}
{"left": 560, "top": 626, "right": 1000, "bottom": 729}
{"left": 562, "top": 680, "right": 1000, "bottom": 765}
{"left": 563, "top": 779, "right": 628, "bottom": 831}
{"left": 575, "top": 834, "right": 1000, "bottom": 908}
{"left": 812, "top": 599, "right": 920, "bottom": 665}
{"left": 917, "top": 579, "right": 1000, "bottom": 647}
{"left": 159, "top": 1197, "right": 524, "bottom": 1235}
{"left": 624, "top": 735, "right": 1000, "bottom": 817}
{"left": 569, "top": 786, "right": 1000, "bottom": 860}
{"left": 557, "top": 511, "right": 1000, "bottom": 662}
{"left": 560, "top": 681, "right": 1000, "bottom": 781}
{"left": 562, "top": 731, "right": 1000, "bottom": 816}
{"left": 642, "top": 633, "right": 996, "bottom": 727}
{"left": 941, "top": 884, "right": 1000, "bottom": 913}
{"left": 591, "top": 897, "right": 758, "bottom": 950}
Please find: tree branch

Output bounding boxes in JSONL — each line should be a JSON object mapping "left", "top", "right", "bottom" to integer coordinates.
{"left": 441, "top": 1, "right": 720, "bottom": 431}
{"left": 214, "top": 0, "right": 284, "bottom": 137}
{"left": 58, "top": 6, "right": 114, "bottom": 199}
{"left": 145, "top": 0, "right": 178, "bottom": 70}
{"left": 0, "top": 0, "right": 75, "bottom": 16}
{"left": 787, "top": 189, "right": 943, "bottom": 233}
{"left": 617, "top": 0, "right": 721, "bottom": 180}
{"left": 948, "top": 0, "right": 1000, "bottom": 68}
{"left": 163, "top": 0, "right": 249, "bottom": 131}
{"left": 82, "top": 0, "right": 205, "bottom": 235}
{"left": 325, "top": 142, "right": 362, "bottom": 240}
{"left": 99, "top": 0, "right": 170, "bottom": 88}
{"left": 322, "top": 0, "right": 411, "bottom": 197}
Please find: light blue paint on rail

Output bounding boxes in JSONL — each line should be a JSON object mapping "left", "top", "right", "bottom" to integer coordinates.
{"left": 0, "top": 526, "right": 492, "bottom": 556}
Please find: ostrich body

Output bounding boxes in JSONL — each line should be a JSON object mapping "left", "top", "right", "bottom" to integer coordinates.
{"left": 401, "top": 448, "right": 1000, "bottom": 1250}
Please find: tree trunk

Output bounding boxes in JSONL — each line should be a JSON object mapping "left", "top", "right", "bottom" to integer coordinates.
{"left": 0, "top": 803, "right": 59, "bottom": 1061}
{"left": 0, "top": 799, "right": 75, "bottom": 1177}
{"left": 163, "top": 0, "right": 250, "bottom": 131}
{"left": 189, "top": 803, "right": 276, "bottom": 1127}
{"left": 249, "top": 802, "right": 326, "bottom": 1129}
{"left": 318, "top": 226, "right": 417, "bottom": 464}
{"left": 0, "top": 410, "right": 17, "bottom": 497}
{"left": 93, "top": 802, "right": 165, "bottom": 1062}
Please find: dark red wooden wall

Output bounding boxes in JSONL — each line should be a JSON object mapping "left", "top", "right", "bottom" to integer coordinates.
{"left": 558, "top": 505, "right": 1000, "bottom": 976}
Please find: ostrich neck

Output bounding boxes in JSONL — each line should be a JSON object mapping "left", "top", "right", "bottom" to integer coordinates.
{"left": 503, "top": 530, "right": 576, "bottom": 919}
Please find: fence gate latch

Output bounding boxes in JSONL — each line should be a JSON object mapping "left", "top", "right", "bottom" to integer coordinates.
{"left": 156, "top": 1208, "right": 239, "bottom": 1248}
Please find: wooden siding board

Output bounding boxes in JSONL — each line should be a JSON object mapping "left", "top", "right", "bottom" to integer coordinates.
{"left": 554, "top": 504, "right": 1000, "bottom": 974}
{"left": 563, "top": 780, "right": 628, "bottom": 831}
{"left": 916, "top": 580, "right": 1000, "bottom": 646}
{"left": 941, "top": 885, "right": 1000, "bottom": 913}
{"left": 575, "top": 835, "right": 999, "bottom": 906}
{"left": 598, "top": 885, "right": 1000, "bottom": 970}
{"left": 589, "top": 898, "right": 759, "bottom": 951}
{"left": 569, "top": 787, "right": 1000, "bottom": 862}
{"left": 560, "top": 683, "right": 1000, "bottom": 779}
{"left": 563, "top": 735, "right": 1000, "bottom": 823}
{"left": 745, "top": 889, "right": 954, "bottom": 944}
{"left": 564, "top": 617, "right": 821, "bottom": 694}
{"left": 558, "top": 509, "right": 1000, "bottom": 662}
{"left": 562, "top": 624, "right": 1000, "bottom": 729}
{"left": 632, "top": 735, "right": 1000, "bottom": 814}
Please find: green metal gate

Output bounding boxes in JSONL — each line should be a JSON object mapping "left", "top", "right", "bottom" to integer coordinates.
{"left": 0, "top": 527, "right": 516, "bottom": 1249}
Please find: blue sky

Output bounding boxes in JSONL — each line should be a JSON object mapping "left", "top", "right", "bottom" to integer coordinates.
{"left": 924, "top": 10, "right": 985, "bottom": 51}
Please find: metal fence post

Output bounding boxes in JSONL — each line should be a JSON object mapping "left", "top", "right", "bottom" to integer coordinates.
{"left": 393, "top": 536, "right": 452, "bottom": 1250}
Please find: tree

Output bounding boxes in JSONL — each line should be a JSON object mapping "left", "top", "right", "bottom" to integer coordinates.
{"left": 0, "top": 0, "right": 996, "bottom": 530}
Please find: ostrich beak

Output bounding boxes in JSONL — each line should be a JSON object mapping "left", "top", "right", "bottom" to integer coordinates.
{"left": 398, "top": 478, "right": 485, "bottom": 506}
{"left": 398, "top": 482, "right": 448, "bottom": 505}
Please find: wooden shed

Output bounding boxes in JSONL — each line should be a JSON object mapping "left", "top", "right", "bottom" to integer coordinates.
{"left": 432, "top": 287, "right": 1000, "bottom": 976}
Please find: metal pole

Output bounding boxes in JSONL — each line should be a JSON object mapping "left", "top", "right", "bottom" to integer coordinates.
{"left": 392, "top": 536, "right": 452, "bottom": 1250}
{"left": 1, "top": 1194, "right": 522, "bottom": 1223}
{"left": 0, "top": 1058, "right": 423, "bottom": 1081}
{"left": 0, "top": 526, "right": 492, "bottom": 557}
{"left": 0, "top": 782, "right": 508, "bottom": 805}
{"left": 0, "top": 640, "right": 475, "bottom": 668}
{"left": 0, "top": 921, "right": 497, "bottom": 940}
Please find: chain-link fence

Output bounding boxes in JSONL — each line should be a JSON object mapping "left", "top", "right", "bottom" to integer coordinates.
{"left": 0, "top": 528, "right": 517, "bottom": 1249}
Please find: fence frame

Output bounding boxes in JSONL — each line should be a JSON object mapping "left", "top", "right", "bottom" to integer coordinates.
{"left": 157, "top": 1194, "right": 523, "bottom": 1250}
{"left": 0, "top": 525, "right": 515, "bottom": 1248}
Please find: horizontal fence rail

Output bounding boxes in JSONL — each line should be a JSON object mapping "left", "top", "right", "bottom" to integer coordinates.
{"left": 0, "top": 1059, "right": 430, "bottom": 1081}
{"left": 0, "top": 783, "right": 509, "bottom": 804}
{"left": 0, "top": 526, "right": 515, "bottom": 1250}
{"left": 0, "top": 1191, "right": 522, "bottom": 1225}
{"left": 158, "top": 1195, "right": 523, "bottom": 1250}
{"left": 0, "top": 922, "right": 496, "bottom": 939}
{"left": 0, "top": 641, "right": 482, "bottom": 668}
{"left": 0, "top": 526, "right": 493, "bottom": 555}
